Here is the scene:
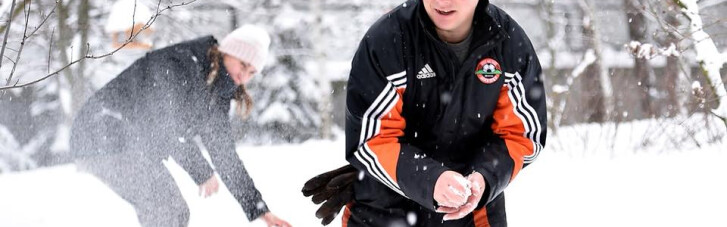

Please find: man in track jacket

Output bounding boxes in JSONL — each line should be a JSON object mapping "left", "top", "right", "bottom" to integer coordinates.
{"left": 305, "top": 0, "right": 546, "bottom": 226}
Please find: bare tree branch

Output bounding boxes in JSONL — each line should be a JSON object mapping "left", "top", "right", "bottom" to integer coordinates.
{"left": 2, "top": 1, "right": 56, "bottom": 89}
{"left": 7, "top": 0, "right": 33, "bottom": 86}
{"left": 47, "top": 27, "right": 53, "bottom": 74}
{"left": 0, "top": 0, "right": 30, "bottom": 33}
{"left": 0, "top": 0, "right": 17, "bottom": 73}
{"left": 3, "top": 55, "right": 16, "bottom": 64}
{"left": 129, "top": 0, "right": 138, "bottom": 40}
{"left": 0, "top": 0, "right": 197, "bottom": 91}
{"left": 2, "top": 46, "right": 18, "bottom": 53}
{"left": 27, "top": 4, "right": 56, "bottom": 40}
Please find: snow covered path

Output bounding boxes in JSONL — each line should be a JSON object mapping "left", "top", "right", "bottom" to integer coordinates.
{"left": 0, "top": 137, "right": 725, "bottom": 227}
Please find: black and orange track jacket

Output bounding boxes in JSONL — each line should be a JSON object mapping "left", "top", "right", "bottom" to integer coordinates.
{"left": 344, "top": 0, "right": 546, "bottom": 226}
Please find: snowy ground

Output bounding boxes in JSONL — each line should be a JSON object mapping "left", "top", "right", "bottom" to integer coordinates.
{"left": 0, "top": 120, "right": 726, "bottom": 227}
{"left": 0, "top": 138, "right": 348, "bottom": 227}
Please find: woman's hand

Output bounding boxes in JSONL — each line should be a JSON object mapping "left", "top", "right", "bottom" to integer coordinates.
{"left": 199, "top": 175, "right": 219, "bottom": 198}
{"left": 261, "top": 212, "right": 292, "bottom": 227}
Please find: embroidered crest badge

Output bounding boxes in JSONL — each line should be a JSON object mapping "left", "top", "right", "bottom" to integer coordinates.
{"left": 475, "top": 58, "right": 501, "bottom": 84}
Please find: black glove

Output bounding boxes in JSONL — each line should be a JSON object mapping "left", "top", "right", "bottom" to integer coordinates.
{"left": 302, "top": 164, "right": 357, "bottom": 225}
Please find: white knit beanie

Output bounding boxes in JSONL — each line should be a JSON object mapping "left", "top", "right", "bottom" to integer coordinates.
{"left": 219, "top": 24, "right": 271, "bottom": 72}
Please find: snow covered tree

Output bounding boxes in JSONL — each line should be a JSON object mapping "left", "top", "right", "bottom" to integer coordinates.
{"left": 228, "top": 0, "right": 403, "bottom": 143}
{"left": 0, "top": 0, "right": 199, "bottom": 170}
{"left": 232, "top": 2, "right": 323, "bottom": 143}
{"left": 672, "top": 0, "right": 727, "bottom": 128}
{"left": 635, "top": 0, "right": 727, "bottom": 129}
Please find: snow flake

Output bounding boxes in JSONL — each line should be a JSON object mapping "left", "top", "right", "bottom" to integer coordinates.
{"left": 529, "top": 86, "right": 544, "bottom": 99}
{"left": 406, "top": 212, "right": 417, "bottom": 225}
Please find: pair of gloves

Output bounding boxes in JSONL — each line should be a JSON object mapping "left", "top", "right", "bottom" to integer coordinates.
{"left": 301, "top": 165, "right": 357, "bottom": 225}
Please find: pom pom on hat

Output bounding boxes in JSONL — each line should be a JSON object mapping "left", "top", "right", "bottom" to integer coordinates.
{"left": 219, "top": 24, "right": 271, "bottom": 72}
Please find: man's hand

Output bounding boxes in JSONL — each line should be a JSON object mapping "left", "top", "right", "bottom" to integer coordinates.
{"left": 302, "top": 165, "right": 357, "bottom": 225}
{"left": 199, "top": 175, "right": 219, "bottom": 198}
{"left": 437, "top": 171, "right": 487, "bottom": 221}
{"left": 433, "top": 171, "right": 471, "bottom": 208}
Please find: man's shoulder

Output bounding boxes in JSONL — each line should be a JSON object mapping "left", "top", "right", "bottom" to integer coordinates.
{"left": 483, "top": 3, "right": 523, "bottom": 36}
{"left": 362, "top": 1, "right": 418, "bottom": 45}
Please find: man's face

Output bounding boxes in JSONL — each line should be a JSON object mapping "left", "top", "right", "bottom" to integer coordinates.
{"left": 422, "top": 0, "right": 479, "bottom": 40}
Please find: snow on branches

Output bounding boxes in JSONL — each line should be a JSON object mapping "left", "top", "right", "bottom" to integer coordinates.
{"left": 674, "top": 0, "right": 727, "bottom": 125}
{"left": 625, "top": 41, "right": 680, "bottom": 60}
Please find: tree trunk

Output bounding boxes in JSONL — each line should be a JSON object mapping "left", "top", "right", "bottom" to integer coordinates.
{"left": 674, "top": 0, "right": 727, "bottom": 128}
{"left": 624, "top": 0, "right": 654, "bottom": 118}
{"left": 540, "top": 0, "right": 559, "bottom": 131}
{"left": 56, "top": 0, "right": 72, "bottom": 120}
{"left": 54, "top": 0, "right": 74, "bottom": 154}
{"left": 71, "top": 0, "right": 89, "bottom": 115}
{"left": 661, "top": 7, "right": 681, "bottom": 117}
{"left": 311, "top": 0, "right": 333, "bottom": 139}
{"left": 579, "top": 0, "right": 612, "bottom": 123}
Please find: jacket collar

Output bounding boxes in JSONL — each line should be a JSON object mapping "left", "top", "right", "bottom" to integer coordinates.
{"left": 213, "top": 54, "right": 238, "bottom": 100}
{"left": 189, "top": 36, "right": 238, "bottom": 99}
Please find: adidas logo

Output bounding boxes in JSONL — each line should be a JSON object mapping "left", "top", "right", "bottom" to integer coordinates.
{"left": 416, "top": 64, "right": 436, "bottom": 79}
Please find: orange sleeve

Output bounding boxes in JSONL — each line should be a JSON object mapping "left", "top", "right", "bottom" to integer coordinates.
{"left": 491, "top": 86, "right": 536, "bottom": 180}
